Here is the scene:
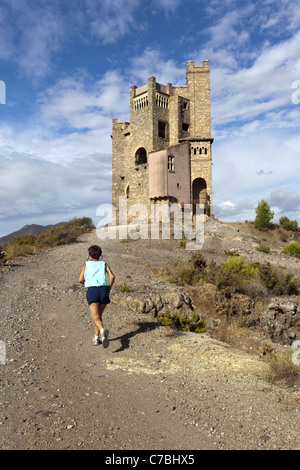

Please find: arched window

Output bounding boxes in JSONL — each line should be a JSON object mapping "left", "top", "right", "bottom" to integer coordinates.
{"left": 135, "top": 147, "right": 147, "bottom": 165}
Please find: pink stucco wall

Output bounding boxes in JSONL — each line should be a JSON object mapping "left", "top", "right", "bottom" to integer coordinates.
{"left": 148, "top": 149, "right": 168, "bottom": 199}
{"left": 148, "top": 142, "right": 191, "bottom": 205}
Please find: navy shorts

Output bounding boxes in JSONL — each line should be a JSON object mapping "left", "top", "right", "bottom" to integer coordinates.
{"left": 86, "top": 286, "right": 111, "bottom": 305}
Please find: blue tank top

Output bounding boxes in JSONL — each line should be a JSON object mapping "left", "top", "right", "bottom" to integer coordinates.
{"left": 84, "top": 260, "right": 108, "bottom": 287}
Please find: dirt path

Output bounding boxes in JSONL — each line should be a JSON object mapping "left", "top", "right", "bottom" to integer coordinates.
{"left": 0, "top": 229, "right": 299, "bottom": 450}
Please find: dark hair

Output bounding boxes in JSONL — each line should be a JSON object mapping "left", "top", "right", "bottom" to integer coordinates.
{"left": 88, "top": 245, "right": 102, "bottom": 259}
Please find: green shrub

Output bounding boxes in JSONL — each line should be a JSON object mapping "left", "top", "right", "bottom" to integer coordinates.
{"left": 283, "top": 242, "right": 300, "bottom": 258}
{"left": 168, "top": 252, "right": 207, "bottom": 286}
{"left": 258, "top": 262, "right": 298, "bottom": 295}
{"left": 279, "top": 216, "right": 299, "bottom": 232}
{"left": 117, "top": 282, "right": 133, "bottom": 293}
{"left": 165, "top": 252, "right": 298, "bottom": 298}
{"left": 254, "top": 199, "right": 274, "bottom": 230}
{"left": 0, "top": 246, "right": 6, "bottom": 266}
{"left": 68, "top": 216, "right": 94, "bottom": 227}
{"left": 256, "top": 245, "right": 270, "bottom": 253}
{"left": 158, "top": 309, "right": 206, "bottom": 333}
{"left": 191, "top": 252, "right": 207, "bottom": 271}
{"left": 175, "top": 266, "right": 201, "bottom": 286}
{"left": 222, "top": 256, "right": 257, "bottom": 277}
{"left": 215, "top": 270, "right": 235, "bottom": 292}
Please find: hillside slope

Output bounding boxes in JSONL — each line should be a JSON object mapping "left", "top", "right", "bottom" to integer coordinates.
{"left": 0, "top": 222, "right": 299, "bottom": 450}
{"left": 0, "top": 224, "right": 59, "bottom": 245}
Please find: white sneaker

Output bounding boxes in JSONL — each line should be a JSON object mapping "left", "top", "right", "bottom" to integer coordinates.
{"left": 93, "top": 336, "right": 100, "bottom": 346}
{"left": 100, "top": 329, "right": 109, "bottom": 348}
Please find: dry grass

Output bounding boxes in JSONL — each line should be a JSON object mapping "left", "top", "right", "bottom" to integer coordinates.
{"left": 163, "top": 250, "right": 299, "bottom": 298}
{"left": 228, "top": 221, "right": 300, "bottom": 249}
{"left": 2, "top": 217, "right": 94, "bottom": 261}
{"left": 265, "top": 351, "right": 300, "bottom": 386}
{"left": 211, "top": 316, "right": 266, "bottom": 355}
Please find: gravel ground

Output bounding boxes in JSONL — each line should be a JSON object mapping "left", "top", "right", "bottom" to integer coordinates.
{"left": 0, "top": 227, "right": 299, "bottom": 450}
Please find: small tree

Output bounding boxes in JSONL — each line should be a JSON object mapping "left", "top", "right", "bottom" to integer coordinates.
{"left": 0, "top": 246, "right": 6, "bottom": 266}
{"left": 254, "top": 199, "right": 274, "bottom": 230}
{"left": 279, "top": 216, "right": 299, "bottom": 232}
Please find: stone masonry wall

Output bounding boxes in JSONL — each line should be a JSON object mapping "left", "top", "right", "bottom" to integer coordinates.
{"left": 111, "top": 60, "right": 214, "bottom": 224}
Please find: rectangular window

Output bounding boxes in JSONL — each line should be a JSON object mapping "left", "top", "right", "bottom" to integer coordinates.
{"left": 158, "top": 121, "right": 167, "bottom": 138}
{"left": 182, "top": 122, "right": 189, "bottom": 132}
{"left": 168, "top": 155, "right": 175, "bottom": 172}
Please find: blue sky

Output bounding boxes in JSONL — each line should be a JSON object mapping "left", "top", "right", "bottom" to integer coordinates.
{"left": 1, "top": 0, "right": 300, "bottom": 237}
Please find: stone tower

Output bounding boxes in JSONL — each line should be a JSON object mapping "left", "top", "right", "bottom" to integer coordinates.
{"left": 111, "top": 60, "right": 213, "bottom": 222}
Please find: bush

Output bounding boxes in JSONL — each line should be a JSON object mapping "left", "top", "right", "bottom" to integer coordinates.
{"left": 0, "top": 246, "right": 6, "bottom": 266}
{"left": 117, "top": 282, "right": 133, "bottom": 293}
{"left": 173, "top": 265, "right": 201, "bottom": 286}
{"left": 165, "top": 252, "right": 298, "bottom": 297}
{"left": 256, "top": 245, "right": 270, "bottom": 253}
{"left": 254, "top": 200, "right": 274, "bottom": 230}
{"left": 258, "top": 262, "right": 298, "bottom": 295}
{"left": 279, "top": 216, "right": 299, "bottom": 232}
{"left": 191, "top": 252, "right": 207, "bottom": 271}
{"left": 168, "top": 252, "right": 207, "bottom": 286}
{"left": 266, "top": 351, "right": 300, "bottom": 386}
{"left": 3, "top": 218, "right": 94, "bottom": 260}
{"left": 283, "top": 242, "right": 300, "bottom": 259}
{"left": 158, "top": 309, "right": 206, "bottom": 333}
{"left": 280, "top": 233, "right": 287, "bottom": 243}
{"left": 222, "top": 256, "right": 257, "bottom": 277}
{"left": 68, "top": 217, "right": 94, "bottom": 227}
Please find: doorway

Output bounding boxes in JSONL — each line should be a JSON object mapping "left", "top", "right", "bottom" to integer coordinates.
{"left": 192, "top": 178, "right": 210, "bottom": 216}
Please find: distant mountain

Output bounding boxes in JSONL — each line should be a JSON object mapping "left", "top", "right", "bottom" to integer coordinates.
{"left": 0, "top": 223, "right": 62, "bottom": 245}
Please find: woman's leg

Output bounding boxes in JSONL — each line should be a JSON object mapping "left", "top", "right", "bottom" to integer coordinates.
{"left": 89, "top": 302, "right": 106, "bottom": 336}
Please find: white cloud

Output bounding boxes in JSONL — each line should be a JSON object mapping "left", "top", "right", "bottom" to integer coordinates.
{"left": 38, "top": 71, "right": 129, "bottom": 129}
{"left": 0, "top": 0, "right": 67, "bottom": 80}
{"left": 78, "top": 0, "right": 142, "bottom": 45}
{"left": 209, "top": 31, "right": 300, "bottom": 128}
{"left": 212, "top": 126, "right": 300, "bottom": 223}
{"left": 0, "top": 69, "right": 124, "bottom": 234}
{"left": 0, "top": 0, "right": 145, "bottom": 80}
{"left": 151, "top": 0, "right": 182, "bottom": 13}
{"left": 213, "top": 195, "right": 257, "bottom": 223}
{"left": 129, "top": 48, "right": 185, "bottom": 86}
{"left": 0, "top": 149, "right": 112, "bottom": 233}
{"left": 197, "top": 0, "right": 300, "bottom": 130}
{"left": 268, "top": 191, "right": 300, "bottom": 218}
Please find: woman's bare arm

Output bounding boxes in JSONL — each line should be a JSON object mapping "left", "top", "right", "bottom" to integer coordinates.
{"left": 78, "top": 264, "right": 85, "bottom": 284}
{"left": 106, "top": 264, "right": 115, "bottom": 289}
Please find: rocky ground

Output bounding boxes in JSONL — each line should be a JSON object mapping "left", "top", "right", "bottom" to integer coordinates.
{"left": 0, "top": 220, "right": 299, "bottom": 451}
